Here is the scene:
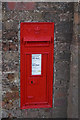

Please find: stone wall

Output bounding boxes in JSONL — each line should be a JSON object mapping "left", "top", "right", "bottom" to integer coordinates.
{"left": 67, "top": 2, "right": 79, "bottom": 118}
{"left": 2, "top": 2, "right": 74, "bottom": 118}
{"left": 0, "top": 1, "right": 2, "bottom": 119}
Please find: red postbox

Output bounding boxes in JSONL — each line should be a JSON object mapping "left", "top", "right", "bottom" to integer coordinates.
{"left": 20, "top": 22, "right": 54, "bottom": 109}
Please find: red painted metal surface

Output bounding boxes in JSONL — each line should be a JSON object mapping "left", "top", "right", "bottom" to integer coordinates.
{"left": 20, "top": 22, "right": 54, "bottom": 109}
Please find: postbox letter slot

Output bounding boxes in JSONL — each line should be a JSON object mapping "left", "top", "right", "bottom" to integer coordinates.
{"left": 23, "top": 36, "right": 51, "bottom": 42}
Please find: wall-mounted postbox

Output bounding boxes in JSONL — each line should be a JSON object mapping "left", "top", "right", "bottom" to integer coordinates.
{"left": 20, "top": 22, "right": 54, "bottom": 109}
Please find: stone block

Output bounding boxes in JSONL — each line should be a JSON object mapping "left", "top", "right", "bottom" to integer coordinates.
{"left": 2, "top": 51, "right": 19, "bottom": 63}
{"left": 59, "top": 12, "right": 73, "bottom": 22}
{"left": 7, "top": 2, "right": 36, "bottom": 11}
{"left": 27, "top": 111, "right": 39, "bottom": 118}
{"left": 2, "top": 42, "right": 9, "bottom": 51}
{"left": 2, "top": 30, "right": 18, "bottom": 40}
{"left": 4, "top": 20, "right": 18, "bottom": 30}
{"left": 9, "top": 42, "right": 18, "bottom": 51}
{"left": 51, "top": 108, "right": 67, "bottom": 118}
{"left": 29, "top": 12, "right": 43, "bottom": 22}
{"left": 37, "top": 3, "right": 73, "bottom": 13}
{"left": 74, "top": 13, "right": 79, "bottom": 24}
{"left": 55, "top": 68, "right": 70, "bottom": 81}
{"left": 2, "top": 73, "right": 19, "bottom": 89}
{"left": 78, "top": 24, "right": 80, "bottom": 34}
{"left": 43, "top": 11, "right": 60, "bottom": 23}
{"left": 2, "top": 61, "right": 19, "bottom": 72}
{"left": 2, "top": 91, "right": 19, "bottom": 110}
{"left": 55, "top": 33, "right": 73, "bottom": 43}
{"left": 55, "top": 50, "right": 71, "bottom": 62}
{"left": 38, "top": 108, "right": 52, "bottom": 118}
{"left": 56, "top": 21, "right": 73, "bottom": 34}
{"left": 0, "top": 30, "right": 2, "bottom": 39}
{"left": 55, "top": 42, "right": 70, "bottom": 53}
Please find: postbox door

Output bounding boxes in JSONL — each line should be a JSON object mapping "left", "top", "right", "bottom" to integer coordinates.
{"left": 25, "top": 53, "right": 49, "bottom": 105}
{"left": 20, "top": 22, "right": 54, "bottom": 109}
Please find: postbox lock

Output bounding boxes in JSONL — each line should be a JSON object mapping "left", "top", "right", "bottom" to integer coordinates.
{"left": 29, "top": 80, "right": 36, "bottom": 85}
{"left": 31, "top": 81, "right": 33, "bottom": 84}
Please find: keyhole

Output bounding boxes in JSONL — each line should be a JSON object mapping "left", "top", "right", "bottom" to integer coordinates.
{"left": 31, "top": 81, "right": 33, "bottom": 84}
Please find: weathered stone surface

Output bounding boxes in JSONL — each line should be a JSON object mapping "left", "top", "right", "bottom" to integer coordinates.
{"left": 2, "top": 61, "right": 19, "bottom": 72}
{"left": 2, "top": 42, "right": 9, "bottom": 51}
{"left": 2, "top": 72, "right": 19, "bottom": 86}
{"left": 2, "top": 2, "right": 76, "bottom": 119}
{"left": 2, "top": 108, "right": 22, "bottom": 118}
{"left": 55, "top": 33, "right": 73, "bottom": 43}
{"left": 4, "top": 20, "right": 18, "bottom": 30}
{"left": 27, "top": 111, "right": 39, "bottom": 118}
{"left": 43, "top": 12, "right": 60, "bottom": 22}
{"left": 67, "top": 3, "right": 79, "bottom": 118}
{"left": 51, "top": 108, "right": 67, "bottom": 118}
{"left": 7, "top": 2, "right": 36, "bottom": 11}
{"left": 37, "top": 3, "right": 74, "bottom": 13}
{"left": 74, "top": 13, "right": 79, "bottom": 24}
{"left": 56, "top": 21, "right": 73, "bottom": 34}
{"left": 0, "top": 40, "right": 2, "bottom": 51}
{"left": 74, "top": 2, "right": 79, "bottom": 12}
{"left": 2, "top": 30, "right": 18, "bottom": 40}
{"left": 2, "top": 52, "right": 19, "bottom": 72}
{"left": 59, "top": 12, "right": 73, "bottom": 22}
{"left": 78, "top": 24, "right": 80, "bottom": 34}
{"left": 55, "top": 42, "right": 70, "bottom": 53}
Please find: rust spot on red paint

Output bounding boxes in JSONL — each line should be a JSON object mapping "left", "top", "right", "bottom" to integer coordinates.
{"left": 7, "top": 2, "right": 36, "bottom": 10}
